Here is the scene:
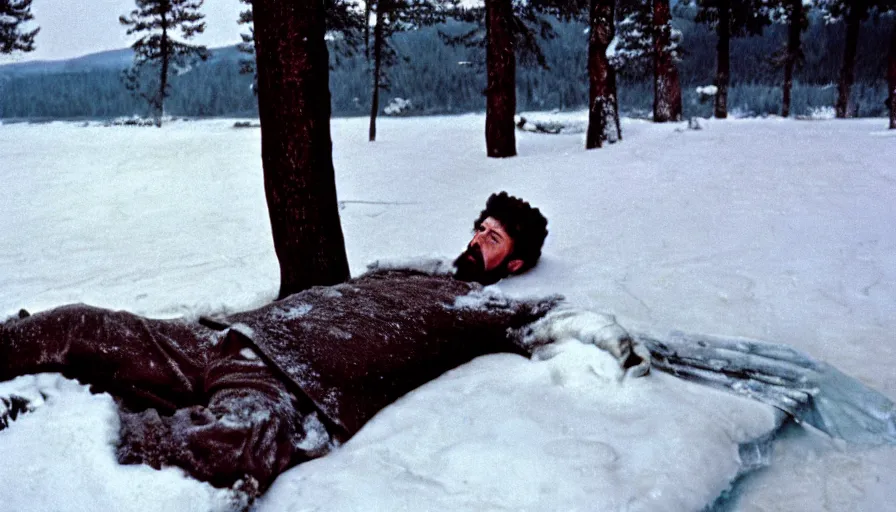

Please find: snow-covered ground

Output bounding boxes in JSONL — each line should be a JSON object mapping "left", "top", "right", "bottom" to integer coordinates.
{"left": 0, "top": 114, "right": 894, "bottom": 511}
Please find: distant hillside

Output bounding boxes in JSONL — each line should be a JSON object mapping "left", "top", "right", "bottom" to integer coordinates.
{"left": 0, "top": 49, "right": 134, "bottom": 76}
{"left": 0, "top": 16, "right": 892, "bottom": 121}
{"left": 0, "top": 45, "right": 245, "bottom": 77}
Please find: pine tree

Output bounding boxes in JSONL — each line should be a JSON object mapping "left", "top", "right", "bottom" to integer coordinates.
{"left": 689, "top": 0, "right": 770, "bottom": 118}
{"left": 369, "top": 0, "right": 387, "bottom": 141}
{"left": 889, "top": 13, "right": 896, "bottom": 128}
{"left": 485, "top": 0, "right": 517, "bottom": 156}
{"left": 446, "top": 0, "right": 556, "bottom": 157}
{"left": 614, "top": 0, "right": 683, "bottom": 122}
{"left": 251, "top": 0, "right": 350, "bottom": 298}
{"left": 768, "top": 0, "right": 808, "bottom": 117}
{"left": 612, "top": 0, "right": 653, "bottom": 76}
{"left": 119, "top": 0, "right": 209, "bottom": 126}
{"left": 237, "top": 0, "right": 255, "bottom": 93}
{"left": 819, "top": 0, "right": 869, "bottom": 118}
{"left": 816, "top": 0, "right": 895, "bottom": 118}
{"left": 366, "top": 0, "right": 445, "bottom": 141}
{"left": 652, "top": 0, "right": 683, "bottom": 121}
{"left": 539, "top": 0, "right": 621, "bottom": 145}
{"left": 238, "top": 0, "right": 363, "bottom": 97}
{"left": 585, "top": 0, "right": 621, "bottom": 147}
{"left": 0, "top": 0, "right": 38, "bottom": 54}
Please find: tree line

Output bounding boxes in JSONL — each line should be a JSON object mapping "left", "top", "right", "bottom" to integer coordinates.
{"left": 1, "top": 16, "right": 893, "bottom": 120}
{"left": 2, "top": 0, "right": 896, "bottom": 139}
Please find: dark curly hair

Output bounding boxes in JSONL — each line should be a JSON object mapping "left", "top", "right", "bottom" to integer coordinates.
{"left": 473, "top": 192, "right": 548, "bottom": 273}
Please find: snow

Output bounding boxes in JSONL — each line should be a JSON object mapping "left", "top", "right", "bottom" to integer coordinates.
{"left": 806, "top": 105, "right": 837, "bottom": 120}
{"left": 0, "top": 375, "right": 247, "bottom": 512}
{"left": 260, "top": 347, "right": 781, "bottom": 512}
{"left": 238, "top": 348, "right": 258, "bottom": 360}
{"left": 2, "top": 113, "right": 896, "bottom": 510}
{"left": 451, "top": 286, "right": 510, "bottom": 310}
{"left": 383, "top": 97, "right": 413, "bottom": 116}
{"left": 269, "top": 302, "right": 313, "bottom": 320}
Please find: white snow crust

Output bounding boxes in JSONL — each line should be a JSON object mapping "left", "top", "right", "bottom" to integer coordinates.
{"left": 1, "top": 114, "right": 895, "bottom": 511}
{"left": 260, "top": 347, "right": 779, "bottom": 512}
{"left": 0, "top": 375, "right": 246, "bottom": 512}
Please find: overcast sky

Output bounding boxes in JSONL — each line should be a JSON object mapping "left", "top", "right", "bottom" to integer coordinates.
{"left": 1, "top": 0, "right": 246, "bottom": 64}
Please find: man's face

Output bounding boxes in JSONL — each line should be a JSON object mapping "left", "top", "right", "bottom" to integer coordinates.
{"left": 469, "top": 217, "right": 514, "bottom": 271}
{"left": 453, "top": 217, "right": 522, "bottom": 285}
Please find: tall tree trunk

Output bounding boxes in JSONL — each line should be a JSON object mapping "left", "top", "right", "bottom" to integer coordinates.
{"left": 364, "top": 0, "right": 372, "bottom": 60}
{"left": 888, "top": 17, "right": 896, "bottom": 129}
{"left": 611, "top": 67, "right": 622, "bottom": 140}
{"left": 157, "top": 12, "right": 169, "bottom": 127}
{"left": 836, "top": 4, "right": 863, "bottom": 119}
{"left": 369, "top": 1, "right": 384, "bottom": 142}
{"left": 485, "top": 0, "right": 516, "bottom": 158}
{"left": 781, "top": 0, "right": 802, "bottom": 118}
{"left": 251, "top": 0, "right": 350, "bottom": 299}
{"left": 714, "top": 0, "right": 730, "bottom": 119}
{"left": 586, "top": 0, "right": 619, "bottom": 149}
{"left": 653, "top": 0, "right": 682, "bottom": 122}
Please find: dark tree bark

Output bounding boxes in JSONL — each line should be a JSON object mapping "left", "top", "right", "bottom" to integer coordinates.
{"left": 251, "top": 0, "right": 350, "bottom": 299}
{"left": 653, "top": 0, "right": 682, "bottom": 122}
{"left": 836, "top": 3, "right": 863, "bottom": 119}
{"left": 714, "top": 0, "right": 730, "bottom": 119}
{"left": 611, "top": 68, "right": 622, "bottom": 140}
{"left": 156, "top": 12, "right": 169, "bottom": 127}
{"left": 0, "top": 0, "right": 39, "bottom": 54}
{"left": 485, "top": 0, "right": 517, "bottom": 158}
{"left": 781, "top": 0, "right": 803, "bottom": 118}
{"left": 369, "top": 0, "right": 385, "bottom": 142}
{"left": 887, "top": 17, "right": 895, "bottom": 129}
{"left": 586, "top": 0, "right": 620, "bottom": 149}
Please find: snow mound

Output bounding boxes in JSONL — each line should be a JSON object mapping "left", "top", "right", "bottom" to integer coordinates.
{"left": 364, "top": 255, "right": 456, "bottom": 276}
{"left": 258, "top": 344, "right": 783, "bottom": 511}
{"left": 0, "top": 375, "right": 245, "bottom": 512}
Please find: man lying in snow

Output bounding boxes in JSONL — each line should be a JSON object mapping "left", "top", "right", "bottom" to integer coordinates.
{"left": 1, "top": 192, "right": 894, "bottom": 497}
{"left": 0, "top": 192, "right": 620, "bottom": 492}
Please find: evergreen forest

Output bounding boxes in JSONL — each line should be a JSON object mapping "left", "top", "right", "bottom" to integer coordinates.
{"left": 0, "top": 14, "right": 892, "bottom": 121}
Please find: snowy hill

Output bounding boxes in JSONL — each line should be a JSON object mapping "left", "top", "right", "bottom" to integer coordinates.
{"left": 0, "top": 44, "right": 244, "bottom": 77}
{"left": 0, "top": 114, "right": 894, "bottom": 511}
{"left": 0, "top": 48, "right": 134, "bottom": 76}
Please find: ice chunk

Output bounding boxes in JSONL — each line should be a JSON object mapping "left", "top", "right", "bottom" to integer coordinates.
{"left": 637, "top": 331, "right": 896, "bottom": 445}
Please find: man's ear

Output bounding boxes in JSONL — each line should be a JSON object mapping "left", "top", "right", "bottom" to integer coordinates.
{"left": 506, "top": 259, "right": 524, "bottom": 274}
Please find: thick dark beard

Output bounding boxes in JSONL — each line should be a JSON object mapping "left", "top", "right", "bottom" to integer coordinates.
{"left": 452, "top": 246, "right": 510, "bottom": 285}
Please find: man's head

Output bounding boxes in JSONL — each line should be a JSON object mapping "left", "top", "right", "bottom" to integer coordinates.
{"left": 453, "top": 192, "right": 548, "bottom": 285}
